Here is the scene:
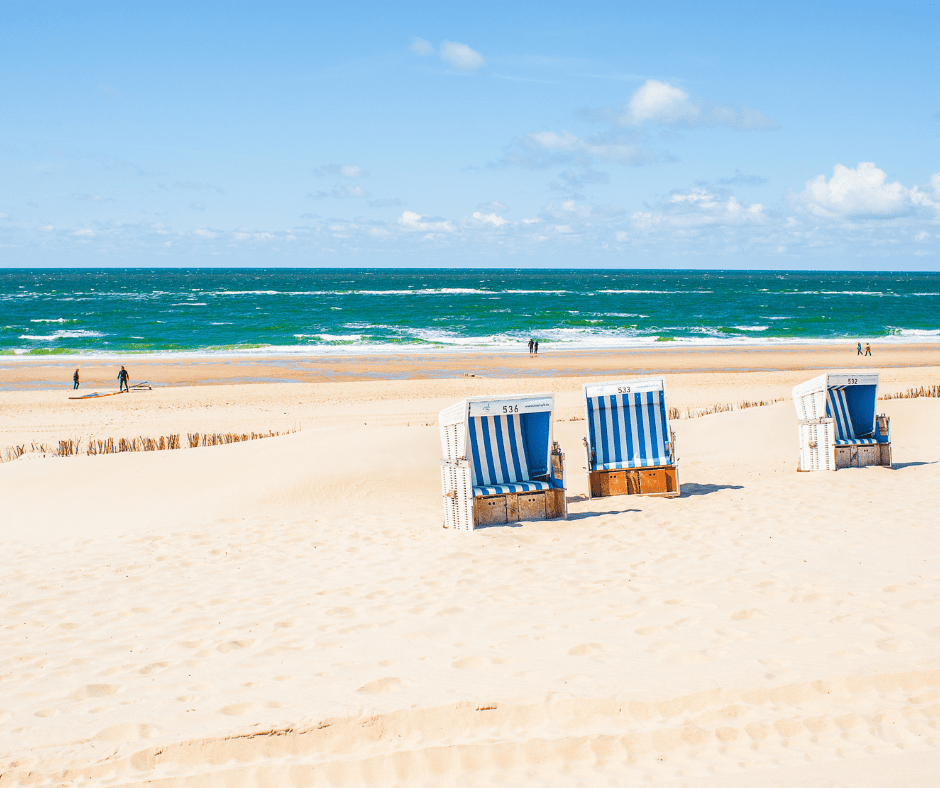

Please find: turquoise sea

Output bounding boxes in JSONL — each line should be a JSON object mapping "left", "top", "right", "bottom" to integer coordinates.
{"left": 2, "top": 269, "right": 939, "bottom": 356}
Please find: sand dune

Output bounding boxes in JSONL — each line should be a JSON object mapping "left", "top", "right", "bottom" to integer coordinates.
{"left": 2, "top": 382, "right": 940, "bottom": 786}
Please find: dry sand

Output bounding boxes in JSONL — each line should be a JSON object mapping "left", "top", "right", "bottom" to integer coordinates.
{"left": 2, "top": 348, "right": 940, "bottom": 786}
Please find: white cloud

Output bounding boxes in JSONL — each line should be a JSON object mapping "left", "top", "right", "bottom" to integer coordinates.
{"left": 618, "top": 79, "right": 776, "bottom": 129}
{"left": 623, "top": 80, "right": 697, "bottom": 125}
{"left": 523, "top": 130, "right": 643, "bottom": 166}
{"left": 471, "top": 211, "right": 508, "bottom": 227}
{"left": 397, "top": 210, "right": 454, "bottom": 233}
{"left": 477, "top": 200, "right": 508, "bottom": 213}
{"left": 798, "top": 162, "right": 915, "bottom": 220}
{"left": 314, "top": 163, "right": 368, "bottom": 178}
{"left": 193, "top": 228, "right": 217, "bottom": 238}
{"left": 439, "top": 41, "right": 485, "bottom": 71}
{"left": 632, "top": 188, "right": 764, "bottom": 231}
{"left": 409, "top": 37, "right": 435, "bottom": 57}
{"left": 333, "top": 184, "right": 368, "bottom": 199}
{"left": 74, "top": 228, "right": 95, "bottom": 237}
{"left": 40, "top": 224, "right": 54, "bottom": 232}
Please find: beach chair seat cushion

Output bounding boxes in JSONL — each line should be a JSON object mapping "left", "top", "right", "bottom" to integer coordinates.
{"left": 595, "top": 458, "right": 671, "bottom": 471}
{"left": 472, "top": 480, "right": 552, "bottom": 497}
{"left": 586, "top": 390, "right": 671, "bottom": 470}
{"left": 834, "top": 437, "right": 880, "bottom": 445}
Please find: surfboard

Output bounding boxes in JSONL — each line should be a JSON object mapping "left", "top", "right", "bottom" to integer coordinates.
{"left": 69, "top": 391, "right": 123, "bottom": 400}
{"left": 69, "top": 383, "right": 152, "bottom": 400}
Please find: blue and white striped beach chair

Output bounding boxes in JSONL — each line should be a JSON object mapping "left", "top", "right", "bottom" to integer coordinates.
{"left": 792, "top": 373, "right": 891, "bottom": 471}
{"left": 583, "top": 378, "right": 680, "bottom": 498}
{"left": 439, "top": 394, "right": 566, "bottom": 530}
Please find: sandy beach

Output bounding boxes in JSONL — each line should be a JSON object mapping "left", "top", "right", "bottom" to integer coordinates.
{"left": 2, "top": 346, "right": 940, "bottom": 786}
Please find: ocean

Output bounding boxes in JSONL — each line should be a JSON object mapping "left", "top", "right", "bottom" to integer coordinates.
{"left": 2, "top": 268, "right": 939, "bottom": 357}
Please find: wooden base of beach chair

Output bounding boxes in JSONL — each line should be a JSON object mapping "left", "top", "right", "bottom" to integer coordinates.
{"left": 473, "top": 488, "right": 566, "bottom": 527}
{"left": 588, "top": 466, "right": 680, "bottom": 498}
{"left": 834, "top": 443, "right": 891, "bottom": 469}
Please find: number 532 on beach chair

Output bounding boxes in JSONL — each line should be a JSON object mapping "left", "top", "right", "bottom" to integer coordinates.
{"left": 793, "top": 373, "right": 891, "bottom": 471}
{"left": 439, "top": 394, "right": 567, "bottom": 530}
{"left": 583, "top": 378, "right": 680, "bottom": 498}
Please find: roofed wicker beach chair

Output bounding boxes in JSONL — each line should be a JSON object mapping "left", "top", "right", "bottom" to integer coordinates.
{"left": 583, "top": 377, "right": 680, "bottom": 498}
{"left": 792, "top": 372, "right": 891, "bottom": 471}
{"left": 439, "top": 393, "right": 566, "bottom": 530}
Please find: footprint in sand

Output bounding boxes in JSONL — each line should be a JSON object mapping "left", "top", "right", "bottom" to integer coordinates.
{"left": 452, "top": 656, "right": 489, "bottom": 670}
{"left": 732, "top": 608, "right": 764, "bottom": 620}
{"left": 356, "top": 677, "right": 403, "bottom": 694}
{"left": 568, "top": 643, "right": 606, "bottom": 656}
{"left": 35, "top": 708, "right": 60, "bottom": 718}
{"left": 216, "top": 639, "right": 255, "bottom": 653}
{"left": 220, "top": 703, "right": 255, "bottom": 716}
{"left": 139, "top": 662, "right": 170, "bottom": 675}
{"left": 70, "top": 684, "right": 121, "bottom": 701}
{"left": 94, "top": 723, "right": 159, "bottom": 741}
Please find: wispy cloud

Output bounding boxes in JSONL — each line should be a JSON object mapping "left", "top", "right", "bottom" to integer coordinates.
{"left": 408, "top": 38, "right": 485, "bottom": 72}
{"left": 617, "top": 79, "right": 777, "bottom": 129}
{"left": 308, "top": 184, "right": 370, "bottom": 200}
{"left": 313, "top": 163, "right": 368, "bottom": 178}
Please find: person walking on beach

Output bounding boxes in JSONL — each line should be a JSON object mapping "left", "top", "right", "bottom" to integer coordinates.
{"left": 528, "top": 338, "right": 534, "bottom": 356}
{"left": 118, "top": 365, "right": 129, "bottom": 393}
{"left": 73, "top": 369, "right": 80, "bottom": 389}
{"left": 864, "top": 343, "right": 872, "bottom": 356}
{"left": 533, "top": 341, "right": 539, "bottom": 356}
{"left": 857, "top": 342, "right": 863, "bottom": 356}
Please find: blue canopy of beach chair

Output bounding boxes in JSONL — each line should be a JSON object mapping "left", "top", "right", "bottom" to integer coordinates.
{"left": 826, "top": 383, "right": 882, "bottom": 444}
{"left": 586, "top": 387, "right": 671, "bottom": 470}
{"left": 467, "top": 410, "right": 556, "bottom": 497}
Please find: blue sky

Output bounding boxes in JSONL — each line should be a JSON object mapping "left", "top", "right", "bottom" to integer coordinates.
{"left": 1, "top": 0, "right": 938, "bottom": 268}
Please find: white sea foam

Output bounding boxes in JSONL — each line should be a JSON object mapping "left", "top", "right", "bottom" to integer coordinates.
{"left": 598, "top": 289, "right": 714, "bottom": 294}
{"left": 30, "top": 318, "right": 77, "bottom": 323}
{"left": 889, "top": 328, "right": 940, "bottom": 337}
{"left": 19, "top": 330, "right": 104, "bottom": 341}
{"left": 734, "top": 326, "right": 770, "bottom": 332}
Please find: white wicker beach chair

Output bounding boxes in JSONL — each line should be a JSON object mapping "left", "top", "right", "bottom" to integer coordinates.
{"left": 792, "top": 373, "right": 891, "bottom": 471}
{"left": 583, "top": 378, "right": 680, "bottom": 498}
{"left": 439, "top": 394, "right": 566, "bottom": 530}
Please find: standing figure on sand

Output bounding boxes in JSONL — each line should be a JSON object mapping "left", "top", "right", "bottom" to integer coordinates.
{"left": 528, "top": 339, "right": 534, "bottom": 356}
{"left": 73, "top": 369, "right": 80, "bottom": 390}
{"left": 118, "top": 365, "right": 129, "bottom": 393}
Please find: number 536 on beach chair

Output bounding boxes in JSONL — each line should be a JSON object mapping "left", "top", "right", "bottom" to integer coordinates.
{"left": 439, "top": 394, "right": 567, "bottom": 530}
{"left": 583, "top": 378, "right": 680, "bottom": 498}
{"left": 793, "top": 373, "right": 891, "bottom": 471}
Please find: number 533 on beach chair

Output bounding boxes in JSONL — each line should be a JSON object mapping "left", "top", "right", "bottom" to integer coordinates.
{"left": 583, "top": 378, "right": 680, "bottom": 498}
{"left": 793, "top": 373, "right": 891, "bottom": 471}
{"left": 439, "top": 394, "right": 567, "bottom": 530}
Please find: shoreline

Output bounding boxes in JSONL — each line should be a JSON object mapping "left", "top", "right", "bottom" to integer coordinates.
{"left": 3, "top": 341, "right": 940, "bottom": 390}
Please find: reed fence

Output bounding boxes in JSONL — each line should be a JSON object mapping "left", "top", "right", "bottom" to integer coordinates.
{"left": 0, "top": 429, "right": 293, "bottom": 462}
{"left": 880, "top": 385, "right": 939, "bottom": 400}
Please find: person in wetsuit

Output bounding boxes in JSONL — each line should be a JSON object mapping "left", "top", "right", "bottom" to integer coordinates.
{"left": 118, "top": 366, "right": 129, "bottom": 392}
{"left": 73, "top": 369, "right": 80, "bottom": 389}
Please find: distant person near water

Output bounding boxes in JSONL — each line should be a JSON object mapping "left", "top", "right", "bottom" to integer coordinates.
{"left": 865, "top": 343, "right": 872, "bottom": 356}
{"left": 534, "top": 341, "right": 539, "bottom": 356}
{"left": 528, "top": 339, "right": 534, "bottom": 356}
{"left": 118, "top": 365, "right": 129, "bottom": 392}
{"left": 73, "top": 369, "right": 80, "bottom": 389}
{"left": 857, "top": 342, "right": 863, "bottom": 355}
